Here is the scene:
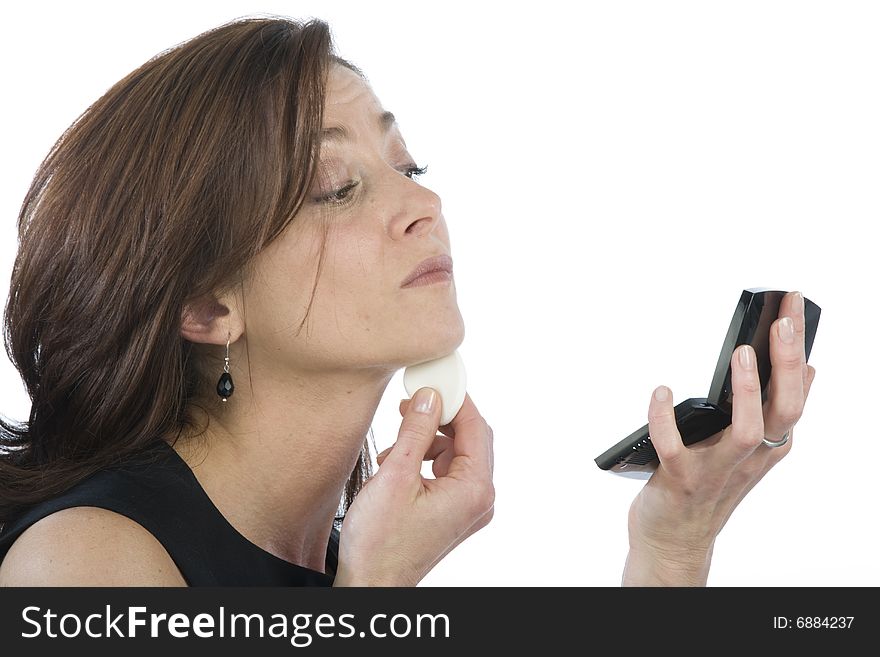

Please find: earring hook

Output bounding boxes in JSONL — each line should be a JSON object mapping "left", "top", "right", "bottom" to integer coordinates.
{"left": 223, "top": 331, "right": 231, "bottom": 374}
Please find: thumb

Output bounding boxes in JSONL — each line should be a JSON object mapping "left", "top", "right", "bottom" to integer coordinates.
{"left": 380, "top": 387, "right": 441, "bottom": 474}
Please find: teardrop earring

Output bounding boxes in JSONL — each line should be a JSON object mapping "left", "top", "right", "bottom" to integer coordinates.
{"left": 216, "top": 331, "right": 234, "bottom": 402}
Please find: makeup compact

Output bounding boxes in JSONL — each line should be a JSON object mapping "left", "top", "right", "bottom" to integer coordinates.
{"left": 594, "top": 288, "right": 821, "bottom": 478}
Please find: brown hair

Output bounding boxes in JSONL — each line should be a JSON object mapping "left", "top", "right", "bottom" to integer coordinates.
{"left": 0, "top": 15, "right": 373, "bottom": 526}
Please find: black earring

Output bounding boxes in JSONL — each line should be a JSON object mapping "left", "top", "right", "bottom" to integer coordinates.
{"left": 216, "top": 331, "right": 234, "bottom": 402}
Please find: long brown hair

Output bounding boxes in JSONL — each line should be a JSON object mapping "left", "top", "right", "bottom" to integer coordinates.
{"left": 0, "top": 16, "right": 373, "bottom": 526}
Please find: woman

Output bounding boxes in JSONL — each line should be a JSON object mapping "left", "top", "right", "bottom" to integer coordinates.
{"left": 0, "top": 16, "right": 815, "bottom": 586}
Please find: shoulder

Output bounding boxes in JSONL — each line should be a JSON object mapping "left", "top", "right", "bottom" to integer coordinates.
{"left": 0, "top": 506, "right": 188, "bottom": 586}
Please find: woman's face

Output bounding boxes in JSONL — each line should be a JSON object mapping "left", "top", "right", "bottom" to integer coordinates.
{"left": 243, "top": 64, "right": 464, "bottom": 374}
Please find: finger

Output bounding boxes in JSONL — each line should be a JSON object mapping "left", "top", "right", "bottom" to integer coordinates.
{"left": 646, "top": 385, "right": 690, "bottom": 476}
{"left": 718, "top": 344, "right": 765, "bottom": 464}
{"left": 379, "top": 434, "right": 455, "bottom": 465}
{"left": 423, "top": 434, "right": 453, "bottom": 461}
{"left": 766, "top": 365, "right": 817, "bottom": 464}
{"left": 442, "top": 392, "right": 493, "bottom": 478}
{"left": 765, "top": 364, "right": 815, "bottom": 468}
{"left": 763, "top": 291, "right": 807, "bottom": 397}
{"left": 757, "top": 365, "right": 816, "bottom": 461}
{"left": 781, "top": 290, "right": 806, "bottom": 338}
{"left": 758, "top": 365, "right": 814, "bottom": 468}
{"left": 401, "top": 392, "right": 492, "bottom": 477}
{"left": 381, "top": 387, "right": 442, "bottom": 474}
{"left": 487, "top": 421, "right": 495, "bottom": 478}
{"left": 804, "top": 364, "right": 816, "bottom": 402}
{"left": 761, "top": 315, "right": 804, "bottom": 443}
{"left": 431, "top": 437, "right": 457, "bottom": 478}
{"left": 762, "top": 291, "right": 806, "bottom": 443}
{"left": 376, "top": 446, "right": 392, "bottom": 464}
{"left": 400, "top": 398, "right": 456, "bottom": 438}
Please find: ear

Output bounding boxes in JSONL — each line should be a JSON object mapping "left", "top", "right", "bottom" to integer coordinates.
{"left": 180, "top": 293, "right": 241, "bottom": 346}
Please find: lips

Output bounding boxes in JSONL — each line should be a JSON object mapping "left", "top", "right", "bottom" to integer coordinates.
{"left": 400, "top": 254, "right": 454, "bottom": 288}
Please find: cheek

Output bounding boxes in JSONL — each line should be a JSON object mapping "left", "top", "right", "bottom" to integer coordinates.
{"left": 245, "top": 245, "right": 310, "bottom": 315}
{"left": 320, "top": 245, "right": 386, "bottom": 313}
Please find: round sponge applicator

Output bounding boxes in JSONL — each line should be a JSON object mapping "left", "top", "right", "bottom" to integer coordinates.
{"left": 403, "top": 350, "right": 467, "bottom": 426}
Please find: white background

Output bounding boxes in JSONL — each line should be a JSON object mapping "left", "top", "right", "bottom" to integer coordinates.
{"left": 2, "top": 1, "right": 877, "bottom": 586}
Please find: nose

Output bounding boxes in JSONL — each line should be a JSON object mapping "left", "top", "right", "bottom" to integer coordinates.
{"left": 388, "top": 179, "right": 443, "bottom": 239}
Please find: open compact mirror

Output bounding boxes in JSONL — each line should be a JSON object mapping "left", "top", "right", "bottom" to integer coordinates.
{"left": 594, "top": 288, "right": 821, "bottom": 478}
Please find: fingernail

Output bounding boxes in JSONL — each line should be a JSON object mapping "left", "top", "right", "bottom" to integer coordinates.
{"left": 739, "top": 344, "right": 753, "bottom": 368}
{"left": 654, "top": 385, "right": 669, "bottom": 401}
{"left": 793, "top": 291, "right": 804, "bottom": 315}
{"left": 779, "top": 316, "right": 795, "bottom": 344}
{"left": 413, "top": 387, "right": 437, "bottom": 414}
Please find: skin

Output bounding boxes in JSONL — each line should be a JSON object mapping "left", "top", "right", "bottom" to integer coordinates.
{"left": 176, "top": 63, "right": 489, "bottom": 582}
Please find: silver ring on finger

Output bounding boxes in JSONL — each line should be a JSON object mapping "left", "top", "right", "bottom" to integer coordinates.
{"left": 762, "top": 430, "right": 790, "bottom": 448}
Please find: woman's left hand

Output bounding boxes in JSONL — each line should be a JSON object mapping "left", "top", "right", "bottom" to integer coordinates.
{"left": 624, "top": 290, "right": 817, "bottom": 586}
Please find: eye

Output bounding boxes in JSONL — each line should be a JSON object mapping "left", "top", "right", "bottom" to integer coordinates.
{"left": 317, "top": 180, "right": 359, "bottom": 205}
{"left": 404, "top": 163, "right": 429, "bottom": 179}
{"left": 315, "top": 163, "right": 429, "bottom": 206}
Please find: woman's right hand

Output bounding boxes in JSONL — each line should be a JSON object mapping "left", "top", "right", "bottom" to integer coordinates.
{"left": 333, "top": 388, "right": 495, "bottom": 586}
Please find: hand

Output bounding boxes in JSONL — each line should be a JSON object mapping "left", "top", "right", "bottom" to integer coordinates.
{"left": 624, "top": 290, "right": 817, "bottom": 586}
{"left": 333, "top": 388, "right": 495, "bottom": 586}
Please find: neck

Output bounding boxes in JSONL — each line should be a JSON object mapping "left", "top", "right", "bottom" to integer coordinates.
{"left": 167, "top": 361, "right": 395, "bottom": 573}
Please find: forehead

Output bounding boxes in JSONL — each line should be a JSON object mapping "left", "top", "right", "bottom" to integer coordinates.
{"left": 323, "top": 64, "right": 383, "bottom": 122}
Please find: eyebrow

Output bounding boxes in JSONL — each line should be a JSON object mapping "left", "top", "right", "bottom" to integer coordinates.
{"left": 321, "top": 110, "right": 397, "bottom": 142}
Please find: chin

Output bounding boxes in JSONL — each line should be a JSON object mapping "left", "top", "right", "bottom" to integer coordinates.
{"left": 403, "top": 314, "right": 465, "bottom": 364}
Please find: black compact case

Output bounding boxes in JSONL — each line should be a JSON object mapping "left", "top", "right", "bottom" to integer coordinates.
{"left": 594, "top": 288, "right": 821, "bottom": 478}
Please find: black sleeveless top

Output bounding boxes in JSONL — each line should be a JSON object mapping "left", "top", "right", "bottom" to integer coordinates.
{"left": 0, "top": 440, "right": 339, "bottom": 586}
